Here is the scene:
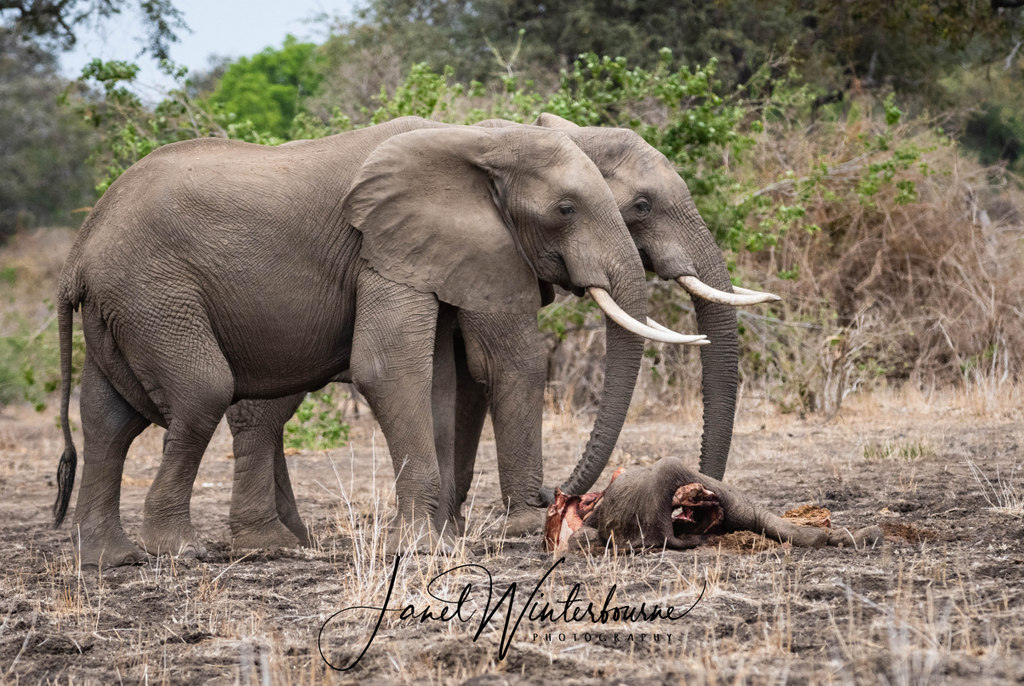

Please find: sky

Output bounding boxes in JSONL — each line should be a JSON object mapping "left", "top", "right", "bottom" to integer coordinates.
{"left": 59, "top": 0, "right": 356, "bottom": 96}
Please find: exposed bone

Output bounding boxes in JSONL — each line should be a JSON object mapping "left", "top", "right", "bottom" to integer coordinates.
{"left": 545, "top": 468, "right": 621, "bottom": 553}
{"left": 670, "top": 483, "right": 723, "bottom": 534}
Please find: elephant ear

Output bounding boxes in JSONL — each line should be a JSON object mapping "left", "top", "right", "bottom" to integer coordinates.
{"left": 533, "top": 112, "right": 580, "bottom": 129}
{"left": 344, "top": 127, "right": 542, "bottom": 314}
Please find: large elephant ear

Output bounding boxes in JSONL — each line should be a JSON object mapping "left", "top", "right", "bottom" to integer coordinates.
{"left": 533, "top": 112, "right": 580, "bottom": 129}
{"left": 344, "top": 127, "right": 542, "bottom": 314}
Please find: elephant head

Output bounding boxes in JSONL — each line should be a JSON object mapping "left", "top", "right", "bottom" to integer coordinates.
{"left": 530, "top": 113, "right": 780, "bottom": 484}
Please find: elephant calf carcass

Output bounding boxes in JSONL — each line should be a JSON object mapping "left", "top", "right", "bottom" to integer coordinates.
{"left": 545, "top": 457, "right": 883, "bottom": 552}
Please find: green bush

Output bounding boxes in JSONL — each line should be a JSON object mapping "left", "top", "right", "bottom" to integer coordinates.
{"left": 0, "top": 310, "right": 85, "bottom": 412}
{"left": 207, "top": 35, "right": 324, "bottom": 139}
{"left": 283, "top": 388, "right": 350, "bottom": 451}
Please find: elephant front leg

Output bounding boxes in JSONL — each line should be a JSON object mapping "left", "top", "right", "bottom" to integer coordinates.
{"left": 351, "top": 269, "right": 451, "bottom": 552}
{"left": 226, "top": 394, "right": 309, "bottom": 550}
{"left": 458, "top": 311, "right": 547, "bottom": 536}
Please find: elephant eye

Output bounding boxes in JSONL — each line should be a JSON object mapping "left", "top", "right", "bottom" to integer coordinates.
{"left": 559, "top": 205, "right": 576, "bottom": 216}
{"left": 635, "top": 199, "right": 652, "bottom": 215}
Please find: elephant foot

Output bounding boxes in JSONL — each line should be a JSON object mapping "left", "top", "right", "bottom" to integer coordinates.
{"left": 827, "top": 525, "right": 884, "bottom": 548}
{"left": 138, "top": 519, "right": 208, "bottom": 559}
{"left": 452, "top": 513, "right": 466, "bottom": 536}
{"left": 231, "top": 519, "right": 303, "bottom": 551}
{"left": 501, "top": 506, "right": 545, "bottom": 537}
{"left": 279, "top": 515, "right": 312, "bottom": 547}
{"left": 77, "top": 530, "right": 149, "bottom": 569}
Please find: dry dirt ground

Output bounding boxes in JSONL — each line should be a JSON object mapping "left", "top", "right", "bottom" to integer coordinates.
{"left": 0, "top": 386, "right": 1022, "bottom": 685}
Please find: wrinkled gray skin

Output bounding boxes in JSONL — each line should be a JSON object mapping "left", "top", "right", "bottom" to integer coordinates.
{"left": 226, "top": 113, "right": 741, "bottom": 548}
{"left": 582, "top": 456, "right": 883, "bottom": 550}
{"left": 52, "top": 118, "right": 653, "bottom": 566}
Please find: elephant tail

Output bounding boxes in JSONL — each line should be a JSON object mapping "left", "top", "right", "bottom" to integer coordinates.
{"left": 53, "top": 295, "right": 77, "bottom": 528}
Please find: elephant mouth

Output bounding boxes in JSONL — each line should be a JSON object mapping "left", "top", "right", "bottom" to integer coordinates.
{"left": 670, "top": 483, "right": 724, "bottom": 537}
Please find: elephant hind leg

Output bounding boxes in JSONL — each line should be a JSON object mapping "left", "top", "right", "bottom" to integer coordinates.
{"left": 137, "top": 318, "right": 235, "bottom": 560}
{"left": 74, "top": 353, "right": 151, "bottom": 568}
{"left": 432, "top": 305, "right": 460, "bottom": 533}
{"left": 226, "top": 395, "right": 308, "bottom": 550}
{"left": 450, "top": 334, "right": 488, "bottom": 532}
{"left": 458, "top": 310, "right": 547, "bottom": 536}
{"left": 273, "top": 444, "right": 310, "bottom": 545}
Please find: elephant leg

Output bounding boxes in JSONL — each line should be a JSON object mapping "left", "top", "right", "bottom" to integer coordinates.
{"left": 137, "top": 319, "right": 234, "bottom": 559}
{"left": 458, "top": 311, "right": 547, "bottom": 536}
{"left": 451, "top": 333, "right": 488, "bottom": 528}
{"left": 73, "top": 352, "right": 151, "bottom": 568}
{"left": 432, "top": 305, "right": 460, "bottom": 532}
{"left": 273, "top": 430, "right": 309, "bottom": 543}
{"left": 351, "top": 269, "right": 449, "bottom": 551}
{"left": 226, "top": 394, "right": 308, "bottom": 550}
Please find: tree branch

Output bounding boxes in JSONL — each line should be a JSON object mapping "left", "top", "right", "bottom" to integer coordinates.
{"left": 1005, "top": 40, "right": 1022, "bottom": 70}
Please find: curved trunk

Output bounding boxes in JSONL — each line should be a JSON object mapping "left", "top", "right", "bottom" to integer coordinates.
{"left": 681, "top": 208, "right": 739, "bottom": 482}
{"left": 558, "top": 246, "right": 646, "bottom": 496}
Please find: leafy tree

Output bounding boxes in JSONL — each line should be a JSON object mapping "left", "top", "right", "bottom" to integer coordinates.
{"left": 0, "top": 0, "right": 186, "bottom": 58}
{"left": 0, "top": 27, "right": 96, "bottom": 241}
{"left": 206, "top": 35, "right": 324, "bottom": 139}
{"left": 326, "top": 0, "right": 799, "bottom": 87}
{"left": 325, "top": 0, "right": 1024, "bottom": 102}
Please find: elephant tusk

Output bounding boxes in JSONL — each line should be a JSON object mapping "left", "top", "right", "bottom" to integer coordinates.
{"left": 677, "top": 276, "right": 781, "bottom": 306}
{"left": 732, "top": 285, "right": 781, "bottom": 299}
{"left": 646, "top": 317, "right": 682, "bottom": 336}
{"left": 588, "top": 288, "right": 708, "bottom": 345}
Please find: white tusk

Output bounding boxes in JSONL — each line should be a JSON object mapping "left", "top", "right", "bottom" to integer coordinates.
{"left": 732, "top": 285, "right": 782, "bottom": 299}
{"left": 646, "top": 317, "right": 678, "bottom": 335}
{"left": 588, "top": 288, "right": 708, "bottom": 345}
{"left": 677, "top": 276, "right": 781, "bottom": 306}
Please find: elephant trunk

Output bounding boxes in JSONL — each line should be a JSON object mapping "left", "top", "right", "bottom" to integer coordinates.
{"left": 663, "top": 460, "right": 881, "bottom": 548}
{"left": 680, "top": 208, "right": 740, "bottom": 482}
{"left": 557, "top": 231, "right": 647, "bottom": 496}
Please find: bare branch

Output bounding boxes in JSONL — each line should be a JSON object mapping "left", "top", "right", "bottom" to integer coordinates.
{"left": 1005, "top": 40, "right": 1022, "bottom": 70}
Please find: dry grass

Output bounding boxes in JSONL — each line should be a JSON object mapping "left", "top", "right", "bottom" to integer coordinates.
{"left": 966, "top": 457, "right": 1024, "bottom": 518}
{"left": 2, "top": 178, "right": 1023, "bottom": 683}
{"left": 5, "top": 385, "right": 1023, "bottom": 684}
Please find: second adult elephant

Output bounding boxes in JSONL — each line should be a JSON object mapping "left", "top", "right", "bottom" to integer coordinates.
{"left": 226, "top": 115, "right": 778, "bottom": 549}
{"left": 53, "top": 120, "right": 700, "bottom": 565}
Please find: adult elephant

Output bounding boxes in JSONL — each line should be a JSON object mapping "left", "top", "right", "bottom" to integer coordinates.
{"left": 456, "top": 114, "right": 780, "bottom": 503}
{"left": 52, "top": 118, "right": 701, "bottom": 566}
{"left": 225, "top": 114, "right": 778, "bottom": 549}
